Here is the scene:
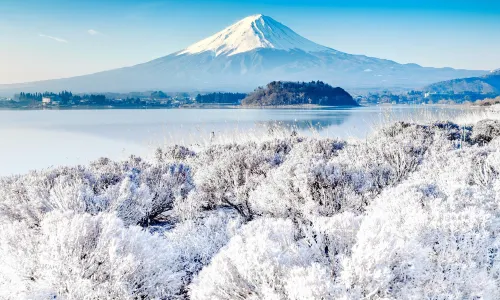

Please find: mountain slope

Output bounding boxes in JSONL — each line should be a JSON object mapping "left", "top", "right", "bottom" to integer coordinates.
{"left": 0, "top": 15, "right": 488, "bottom": 95}
{"left": 424, "top": 69, "right": 500, "bottom": 94}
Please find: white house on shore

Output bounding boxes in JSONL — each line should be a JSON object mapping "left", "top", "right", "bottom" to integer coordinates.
{"left": 42, "top": 97, "right": 60, "bottom": 105}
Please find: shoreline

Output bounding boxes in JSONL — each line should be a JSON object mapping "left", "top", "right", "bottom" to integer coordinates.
{"left": 0, "top": 102, "right": 481, "bottom": 111}
{"left": 0, "top": 103, "right": 358, "bottom": 110}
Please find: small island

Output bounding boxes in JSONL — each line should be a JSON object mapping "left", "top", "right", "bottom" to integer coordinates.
{"left": 241, "top": 80, "right": 359, "bottom": 107}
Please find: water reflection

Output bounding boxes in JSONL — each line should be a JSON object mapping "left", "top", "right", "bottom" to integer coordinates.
{"left": 257, "top": 111, "right": 353, "bottom": 132}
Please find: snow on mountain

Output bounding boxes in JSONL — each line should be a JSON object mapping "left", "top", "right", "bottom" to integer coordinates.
{"left": 177, "top": 14, "right": 330, "bottom": 57}
{"left": 0, "top": 14, "right": 489, "bottom": 94}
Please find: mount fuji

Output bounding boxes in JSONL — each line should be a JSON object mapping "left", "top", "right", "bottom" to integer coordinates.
{"left": 1, "top": 14, "right": 487, "bottom": 94}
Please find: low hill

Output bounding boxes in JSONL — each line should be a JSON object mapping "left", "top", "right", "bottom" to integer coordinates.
{"left": 241, "top": 81, "right": 358, "bottom": 106}
{"left": 424, "top": 70, "right": 500, "bottom": 94}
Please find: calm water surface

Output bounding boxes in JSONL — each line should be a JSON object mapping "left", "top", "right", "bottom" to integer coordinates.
{"left": 0, "top": 106, "right": 471, "bottom": 175}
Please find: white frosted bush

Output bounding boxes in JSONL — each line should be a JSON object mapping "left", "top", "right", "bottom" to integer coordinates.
{"left": 340, "top": 144, "right": 500, "bottom": 299}
{"left": 163, "top": 209, "right": 243, "bottom": 287}
{"left": 186, "top": 138, "right": 301, "bottom": 220}
{"left": 189, "top": 218, "right": 337, "bottom": 300}
{"left": 104, "top": 177, "right": 154, "bottom": 226}
{"left": 249, "top": 157, "right": 366, "bottom": 218}
{"left": 472, "top": 119, "right": 500, "bottom": 145}
{"left": 284, "top": 264, "right": 337, "bottom": 300}
{"left": 1, "top": 212, "right": 185, "bottom": 299}
{"left": 0, "top": 157, "right": 193, "bottom": 227}
{"left": 0, "top": 167, "right": 98, "bottom": 226}
{"left": 247, "top": 139, "right": 353, "bottom": 219}
{"left": 0, "top": 210, "right": 242, "bottom": 300}
{"left": 248, "top": 123, "right": 434, "bottom": 220}
{"left": 0, "top": 219, "right": 41, "bottom": 298}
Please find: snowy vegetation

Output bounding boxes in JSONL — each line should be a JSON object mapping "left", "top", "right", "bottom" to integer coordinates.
{"left": 2, "top": 107, "right": 500, "bottom": 299}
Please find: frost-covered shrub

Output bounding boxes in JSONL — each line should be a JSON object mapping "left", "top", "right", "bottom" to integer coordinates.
{"left": 336, "top": 121, "right": 457, "bottom": 191}
{"left": 189, "top": 218, "right": 337, "bottom": 300}
{"left": 0, "top": 212, "right": 185, "bottom": 299}
{"left": 103, "top": 176, "right": 154, "bottom": 226}
{"left": 156, "top": 145, "right": 196, "bottom": 163}
{"left": 190, "top": 213, "right": 360, "bottom": 300}
{"left": 246, "top": 139, "right": 348, "bottom": 218}
{"left": 368, "top": 122, "right": 432, "bottom": 181}
{"left": 471, "top": 119, "right": 500, "bottom": 145}
{"left": 0, "top": 210, "right": 242, "bottom": 300}
{"left": 340, "top": 144, "right": 500, "bottom": 299}
{"left": 0, "top": 166, "right": 100, "bottom": 226}
{"left": 468, "top": 148, "right": 500, "bottom": 188}
{"left": 0, "top": 219, "right": 40, "bottom": 298}
{"left": 342, "top": 185, "right": 500, "bottom": 299}
{"left": 140, "top": 163, "right": 194, "bottom": 223}
{"left": 431, "top": 121, "right": 462, "bottom": 140}
{"left": 249, "top": 156, "right": 366, "bottom": 219}
{"left": 431, "top": 121, "right": 473, "bottom": 144}
{"left": 249, "top": 123, "right": 432, "bottom": 220}
{"left": 185, "top": 138, "right": 302, "bottom": 220}
{"left": 163, "top": 209, "right": 243, "bottom": 293}
{"left": 0, "top": 156, "right": 193, "bottom": 227}
{"left": 89, "top": 156, "right": 194, "bottom": 224}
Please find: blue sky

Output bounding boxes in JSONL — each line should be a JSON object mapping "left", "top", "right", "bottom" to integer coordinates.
{"left": 2, "top": 0, "right": 499, "bottom": 84}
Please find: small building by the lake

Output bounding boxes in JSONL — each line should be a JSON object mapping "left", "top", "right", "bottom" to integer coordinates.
{"left": 42, "top": 97, "right": 52, "bottom": 105}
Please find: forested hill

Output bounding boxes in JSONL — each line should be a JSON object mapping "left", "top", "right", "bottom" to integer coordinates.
{"left": 241, "top": 81, "right": 358, "bottom": 106}
{"left": 424, "top": 70, "right": 500, "bottom": 94}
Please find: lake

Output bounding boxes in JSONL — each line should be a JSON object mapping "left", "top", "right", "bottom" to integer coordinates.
{"left": 0, "top": 105, "right": 472, "bottom": 176}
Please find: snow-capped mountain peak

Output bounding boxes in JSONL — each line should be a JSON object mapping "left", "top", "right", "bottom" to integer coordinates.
{"left": 177, "top": 14, "right": 330, "bottom": 57}
{"left": 0, "top": 14, "right": 487, "bottom": 94}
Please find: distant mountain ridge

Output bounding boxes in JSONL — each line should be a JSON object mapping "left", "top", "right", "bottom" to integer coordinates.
{"left": 424, "top": 70, "right": 500, "bottom": 94}
{"left": 0, "top": 14, "right": 488, "bottom": 95}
